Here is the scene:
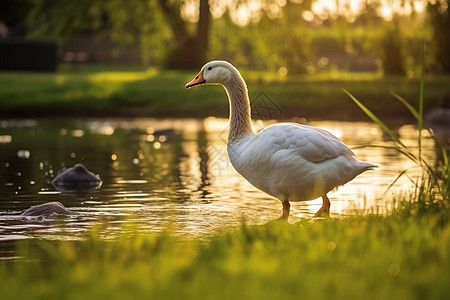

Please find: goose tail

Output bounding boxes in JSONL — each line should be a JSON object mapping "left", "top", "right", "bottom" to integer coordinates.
{"left": 357, "top": 160, "right": 378, "bottom": 172}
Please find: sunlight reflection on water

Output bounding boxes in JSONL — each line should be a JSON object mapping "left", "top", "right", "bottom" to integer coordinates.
{"left": 0, "top": 118, "right": 438, "bottom": 241}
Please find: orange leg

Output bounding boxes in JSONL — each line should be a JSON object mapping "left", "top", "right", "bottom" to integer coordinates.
{"left": 279, "top": 200, "right": 290, "bottom": 220}
{"left": 313, "top": 195, "right": 330, "bottom": 218}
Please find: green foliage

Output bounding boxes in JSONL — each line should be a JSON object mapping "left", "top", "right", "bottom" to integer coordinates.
{"left": 26, "top": 0, "right": 173, "bottom": 64}
{"left": 216, "top": 2, "right": 313, "bottom": 73}
{"left": 1, "top": 214, "right": 449, "bottom": 300}
{"left": 21, "top": 0, "right": 442, "bottom": 74}
{"left": 26, "top": 0, "right": 102, "bottom": 39}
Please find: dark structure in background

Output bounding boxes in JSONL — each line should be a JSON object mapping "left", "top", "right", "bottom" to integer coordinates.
{"left": 60, "top": 36, "right": 141, "bottom": 64}
{"left": 0, "top": 38, "right": 57, "bottom": 71}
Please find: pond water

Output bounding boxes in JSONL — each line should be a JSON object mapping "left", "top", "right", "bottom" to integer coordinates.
{"left": 0, "top": 118, "right": 438, "bottom": 242}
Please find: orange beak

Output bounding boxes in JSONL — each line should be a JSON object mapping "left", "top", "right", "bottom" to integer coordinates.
{"left": 185, "top": 70, "right": 206, "bottom": 88}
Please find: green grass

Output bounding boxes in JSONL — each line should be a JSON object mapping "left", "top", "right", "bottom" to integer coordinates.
{"left": 1, "top": 211, "right": 449, "bottom": 300}
{"left": 1, "top": 64, "right": 449, "bottom": 120}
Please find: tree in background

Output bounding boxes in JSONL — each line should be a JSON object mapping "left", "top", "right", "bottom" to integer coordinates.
{"left": 158, "top": 0, "right": 210, "bottom": 68}
{"left": 0, "top": 0, "right": 32, "bottom": 37}
{"left": 8, "top": 0, "right": 449, "bottom": 73}
{"left": 428, "top": 0, "right": 450, "bottom": 73}
{"left": 208, "top": 0, "right": 313, "bottom": 73}
{"left": 381, "top": 19, "right": 405, "bottom": 75}
{"left": 25, "top": 0, "right": 171, "bottom": 65}
{"left": 24, "top": 0, "right": 294, "bottom": 69}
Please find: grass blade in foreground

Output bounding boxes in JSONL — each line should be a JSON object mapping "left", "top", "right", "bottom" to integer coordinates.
{"left": 345, "top": 73, "right": 449, "bottom": 211}
{"left": 343, "top": 89, "right": 420, "bottom": 165}
{"left": 343, "top": 89, "right": 406, "bottom": 148}
{"left": 390, "top": 91, "right": 420, "bottom": 121}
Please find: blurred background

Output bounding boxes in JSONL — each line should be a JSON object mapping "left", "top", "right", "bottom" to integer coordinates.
{"left": 1, "top": 0, "right": 449, "bottom": 75}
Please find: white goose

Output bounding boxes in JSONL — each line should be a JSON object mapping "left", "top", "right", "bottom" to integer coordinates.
{"left": 186, "top": 61, "right": 376, "bottom": 219}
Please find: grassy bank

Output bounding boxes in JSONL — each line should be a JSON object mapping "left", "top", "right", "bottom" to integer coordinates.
{"left": 1, "top": 210, "right": 449, "bottom": 300}
{"left": 1, "top": 65, "right": 449, "bottom": 121}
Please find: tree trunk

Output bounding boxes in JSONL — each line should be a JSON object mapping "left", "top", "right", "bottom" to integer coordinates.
{"left": 382, "top": 21, "right": 404, "bottom": 75}
{"left": 158, "top": 0, "right": 210, "bottom": 69}
{"left": 429, "top": 0, "right": 450, "bottom": 73}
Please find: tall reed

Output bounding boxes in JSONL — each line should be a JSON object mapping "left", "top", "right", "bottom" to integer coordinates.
{"left": 344, "top": 45, "right": 449, "bottom": 218}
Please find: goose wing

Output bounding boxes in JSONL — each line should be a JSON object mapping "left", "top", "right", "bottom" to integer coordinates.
{"left": 257, "top": 123, "right": 355, "bottom": 163}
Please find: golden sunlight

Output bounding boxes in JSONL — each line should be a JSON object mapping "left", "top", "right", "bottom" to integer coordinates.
{"left": 182, "top": 0, "right": 429, "bottom": 25}
{"left": 310, "top": 0, "right": 427, "bottom": 21}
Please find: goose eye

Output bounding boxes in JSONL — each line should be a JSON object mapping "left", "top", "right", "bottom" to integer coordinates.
{"left": 208, "top": 67, "right": 212, "bottom": 71}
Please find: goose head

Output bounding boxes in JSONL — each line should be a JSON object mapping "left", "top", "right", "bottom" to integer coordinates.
{"left": 185, "top": 60, "right": 238, "bottom": 88}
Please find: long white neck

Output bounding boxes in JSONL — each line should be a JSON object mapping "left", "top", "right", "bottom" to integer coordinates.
{"left": 223, "top": 73, "right": 254, "bottom": 142}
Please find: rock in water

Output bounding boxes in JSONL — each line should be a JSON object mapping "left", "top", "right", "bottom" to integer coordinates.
{"left": 21, "top": 202, "right": 72, "bottom": 216}
{"left": 52, "top": 164, "right": 101, "bottom": 186}
{"left": 52, "top": 164, "right": 102, "bottom": 195}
